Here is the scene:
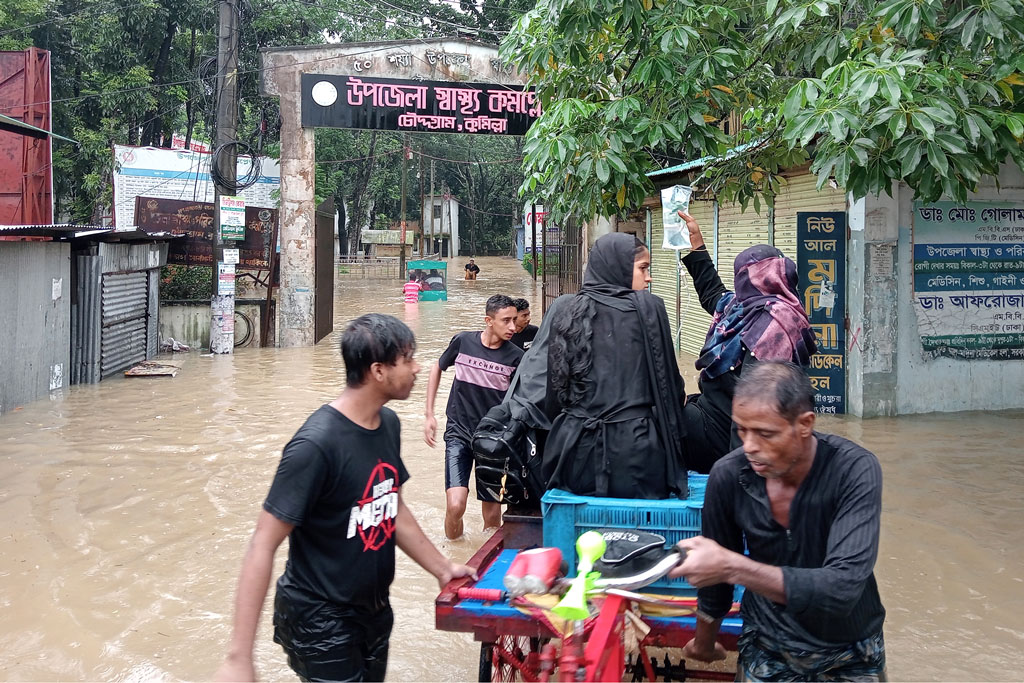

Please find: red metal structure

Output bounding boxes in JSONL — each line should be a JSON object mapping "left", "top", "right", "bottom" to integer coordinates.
{"left": 0, "top": 48, "right": 53, "bottom": 226}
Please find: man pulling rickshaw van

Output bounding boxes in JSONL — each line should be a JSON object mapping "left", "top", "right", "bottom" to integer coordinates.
{"left": 671, "top": 362, "right": 887, "bottom": 681}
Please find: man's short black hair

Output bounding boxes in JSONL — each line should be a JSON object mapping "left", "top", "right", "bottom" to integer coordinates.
{"left": 734, "top": 361, "right": 815, "bottom": 422}
{"left": 512, "top": 298, "right": 530, "bottom": 312}
{"left": 341, "top": 314, "right": 416, "bottom": 387}
{"left": 486, "top": 294, "right": 516, "bottom": 317}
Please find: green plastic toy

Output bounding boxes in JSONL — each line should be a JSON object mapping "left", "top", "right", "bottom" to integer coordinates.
{"left": 552, "top": 530, "right": 606, "bottom": 621}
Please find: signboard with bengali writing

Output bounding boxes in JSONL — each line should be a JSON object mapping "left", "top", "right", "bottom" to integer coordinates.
{"left": 219, "top": 195, "right": 246, "bottom": 241}
{"left": 797, "top": 212, "right": 847, "bottom": 414}
{"left": 113, "top": 144, "right": 279, "bottom": 229}
{"left": 301, "top": 74, "right": 540, "bottom": 135}
{"left": 912, "top": 201, "right": 1024, "bottom": 360}
{"left": 134, "top": 196, "right": 276, "bottom": 269}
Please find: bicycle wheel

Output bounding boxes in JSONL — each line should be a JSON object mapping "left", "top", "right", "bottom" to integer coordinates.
{"left": 233, "top": 309, "right": 254, "bottom": 347}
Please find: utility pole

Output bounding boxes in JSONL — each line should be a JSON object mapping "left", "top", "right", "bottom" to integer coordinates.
{"left": 429, "top": 158, "right": 436, "bottom": 257}
{"left": 210, "top": 0, "right": 239, "bottom": 354}
{"left": 418, "top": 143, "right": 424, "bottom": 256}
{"left": 399, "top": 133, "right": 408, "bottom": 275}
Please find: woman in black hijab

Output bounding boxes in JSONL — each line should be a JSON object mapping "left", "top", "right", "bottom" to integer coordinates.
{"left": 507, "top": 233, "right": 689, "bottom": 499}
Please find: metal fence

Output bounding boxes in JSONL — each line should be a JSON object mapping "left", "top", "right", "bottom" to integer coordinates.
{"left": 336, "top": 257, "right": 401, "bottom": 279}
{"left": 542, "top": 217, "right": 584, "bottom": 312}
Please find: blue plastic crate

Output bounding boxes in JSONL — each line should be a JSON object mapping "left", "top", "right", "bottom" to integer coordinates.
{"left": 542, "top": 473, "right": 708, "bottom": 596}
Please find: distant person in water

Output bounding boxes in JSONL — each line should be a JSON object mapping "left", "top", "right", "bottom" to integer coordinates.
{"left": 403, "top": 274, "right": 422, "bottom": 304}
{"left": 464, "top": 258, "right": 480, "bottom": 280}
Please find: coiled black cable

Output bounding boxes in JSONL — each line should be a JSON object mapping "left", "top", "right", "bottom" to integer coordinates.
{"left": 210, "top": 141, "right": 262, "bottom": 193}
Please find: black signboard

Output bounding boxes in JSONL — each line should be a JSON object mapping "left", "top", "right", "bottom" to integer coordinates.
{"left": 134, "top": 196, "right": 276, "bottom": 269}
{"left": 796, "top": 211, "right": 847, "bottom": 414}
{"left": 301, "top": 74, "right": 540, "bottom": 135}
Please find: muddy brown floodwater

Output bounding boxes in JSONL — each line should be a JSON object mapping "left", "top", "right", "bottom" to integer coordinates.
{"left": 0, "top": 256, "right": 1022, "bottom": 682}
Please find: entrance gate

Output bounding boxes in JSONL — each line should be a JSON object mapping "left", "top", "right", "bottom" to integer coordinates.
{"left": 260, "top": 38, "right": 553, "bottom": 347}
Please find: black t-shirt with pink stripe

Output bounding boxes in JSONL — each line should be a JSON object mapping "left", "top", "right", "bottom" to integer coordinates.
{"left": 438, "top": 331, "right": 523, "bottom": 441}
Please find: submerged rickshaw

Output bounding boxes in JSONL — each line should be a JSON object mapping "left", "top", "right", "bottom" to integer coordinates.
{"left": 435, "top": 475, "right": 744, "bottom": 682}
{"left": 408, "top": 259, "right": 448, "bottom": 301}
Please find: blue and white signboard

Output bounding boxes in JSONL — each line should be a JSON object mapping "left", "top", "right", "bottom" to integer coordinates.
{"left": 912, "top": 201, "right": 1024, "bottom": 360}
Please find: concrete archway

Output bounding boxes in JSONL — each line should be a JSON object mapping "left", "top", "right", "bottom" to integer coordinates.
{"left": 260, "top": 39, "right": 528, "bottom": 347}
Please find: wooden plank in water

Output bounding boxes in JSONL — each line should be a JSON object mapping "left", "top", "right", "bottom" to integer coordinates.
{"left": 124, "top": 360, "right": 181, "bottom": 378}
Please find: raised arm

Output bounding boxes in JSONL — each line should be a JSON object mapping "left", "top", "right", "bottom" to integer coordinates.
{"left": 678, "top": 211, "right": 728, "bottom": 315}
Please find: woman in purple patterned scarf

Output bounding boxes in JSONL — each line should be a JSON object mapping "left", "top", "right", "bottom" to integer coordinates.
{"left": 677, "top": 210, "right": 817, "bottom": 472}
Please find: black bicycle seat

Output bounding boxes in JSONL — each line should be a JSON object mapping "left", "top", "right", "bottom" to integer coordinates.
{"left": 593, "top": 529, "right": 675, "bottom": 578}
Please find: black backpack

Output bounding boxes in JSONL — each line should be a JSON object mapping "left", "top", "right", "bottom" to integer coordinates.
{"left": 472, "top": 402, "right": 545, "bottom": 508}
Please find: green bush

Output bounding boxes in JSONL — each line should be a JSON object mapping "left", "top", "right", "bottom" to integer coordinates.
{"left": 522, "top": 252, "right": 560, "bottom": 276}
{"left": 160, "top": 265, "right": 212, "bottom": 300}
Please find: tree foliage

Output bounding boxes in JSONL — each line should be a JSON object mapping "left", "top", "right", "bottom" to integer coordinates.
{"left": 501, "top": 0, "right": 1024, "bottom": 221}
{"left": 2, "top": 0, "right": 531, "bottom": 253}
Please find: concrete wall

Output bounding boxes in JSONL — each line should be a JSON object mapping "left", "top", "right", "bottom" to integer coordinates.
{"left": 0, "top": 242, "right": 71, "bottom": 414}
{"left": 159, "top": 301, "right": 270, "bottom": 350}
{"left": 849, "top": 163, "right": 1024, "bottom": 415}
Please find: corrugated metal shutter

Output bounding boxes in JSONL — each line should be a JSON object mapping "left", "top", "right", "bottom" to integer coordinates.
{"left": 678, "top": 199, "right": 715, "bottom": 356}
{"left": 717, "top": 202, "right": 772, "bottom": 291}
{"left": 774, "top": 172, "right": 846, "bottom": 260}
{"left": 649, "top": 207, "right": 680, "bottom": 336}
{"left": 101, "top": 272, "right": 148, "bottom": 377}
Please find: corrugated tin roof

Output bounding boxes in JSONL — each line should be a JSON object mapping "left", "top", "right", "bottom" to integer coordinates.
{"left": 647, "top": 139, "right": 767, "bottom": 178}
{"left": 0, "top": 224, "right": 110, "bottom": 237}
{"left": 0, "top": 113, "right": 77, "bottom": 143}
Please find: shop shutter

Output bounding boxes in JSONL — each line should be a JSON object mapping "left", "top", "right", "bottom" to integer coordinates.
{"left": 716, "top": 200, "right": 772, "bottom": 291}
{"left": 650, "top": 207, "right": 680, "bottom": 335}
{"left": 100, "top": 272, "right": 149, "bottom": 377}
{"left": 649, "top": 200, "right": 717, "bottom": 357}
{"left": 774, "top": 172, "right": 846, "bottom": 260}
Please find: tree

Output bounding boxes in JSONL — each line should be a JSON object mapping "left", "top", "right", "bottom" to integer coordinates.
{"left": 501, "top": 0, "right": 1024, "bottom": 221}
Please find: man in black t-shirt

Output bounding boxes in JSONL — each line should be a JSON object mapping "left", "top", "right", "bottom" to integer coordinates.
{"left": 669, "top": 362, "right": 886, "bottom": 681}
{"left": 464, "top": 258, "right": 480, "bottom": 280}
{"left": 509, "top": 298, "right": 539, "bottom": 351}
{"left": 215, "top": 314, "right": 475, "bottom": 683}
{"left": 424, "top": 294, "right": 522, "bottom": 539}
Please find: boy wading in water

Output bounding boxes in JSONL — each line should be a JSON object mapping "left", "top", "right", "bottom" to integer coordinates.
{"left": 423, "top": 294, "right": 523, "bottom": 539}
{"left": 215, "top": 314, "right": 475, "bottom": 682}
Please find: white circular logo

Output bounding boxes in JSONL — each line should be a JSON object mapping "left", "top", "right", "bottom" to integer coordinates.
{"left": 311, "top": 81, "right": 338, "bottom": 107}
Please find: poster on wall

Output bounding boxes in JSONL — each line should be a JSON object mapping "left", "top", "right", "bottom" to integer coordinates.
{"left": 797, "top": 211, "right": 847, "bottom": 414}
{"left": 912, "top": 201, "right": 1024, "bottom": 360}
{"left": 112, "top": 144, "right": 280, "bottom": 229}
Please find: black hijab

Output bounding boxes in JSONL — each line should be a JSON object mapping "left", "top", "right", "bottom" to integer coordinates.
{"left": 554, "top": 233, "right": 690, "bottom": 497}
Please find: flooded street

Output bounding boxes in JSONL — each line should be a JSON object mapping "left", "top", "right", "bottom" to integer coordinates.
{"left": 1, "top": 256, "right": 1022, "bottom": 681}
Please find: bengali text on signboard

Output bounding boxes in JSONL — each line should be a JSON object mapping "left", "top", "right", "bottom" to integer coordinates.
{"left": 301, "top": 74, "right": 540, "bottom": 135}
{"left": 797, "top": 211, "right": 847, "bottom": 414}
{"left": 134, "top": 196, "right": 276, "bottom": 269}
{"left": 912, "top": 201, "right": 1024, "bottom": 360}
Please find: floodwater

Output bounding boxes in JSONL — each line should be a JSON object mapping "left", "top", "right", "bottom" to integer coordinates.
{"left": 0, "top": 256, "right": 1022, "bottom": 682}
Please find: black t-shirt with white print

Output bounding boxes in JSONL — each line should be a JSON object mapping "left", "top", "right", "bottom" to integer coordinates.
{"left": 439, "top": 331, "right": 523, "bottom": 441}
{"left": 264, "top": 404, "right": 409, "bottom": 613}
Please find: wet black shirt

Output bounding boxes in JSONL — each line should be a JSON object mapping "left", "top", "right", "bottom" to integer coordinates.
{"left": 438, "top": 331, "right": 523, "bottom": 441}
{"left": 698, "top": 433, "right": 886, "bottom": 650}
{"left": 265, "top": 405, "right": 410, "bottom": 612}
{"left": 510, "top": 324, "right": 539, "bottom": 351}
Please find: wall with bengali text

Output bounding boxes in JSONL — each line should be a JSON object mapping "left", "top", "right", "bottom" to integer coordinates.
{"left": 851, "top": 163, "right": 1024, "bottom": 415}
